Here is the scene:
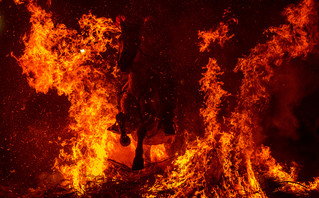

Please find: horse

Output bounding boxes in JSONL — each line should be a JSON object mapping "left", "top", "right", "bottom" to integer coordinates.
{"left": 109, "top": 16, "right": 175, "bottom": 170}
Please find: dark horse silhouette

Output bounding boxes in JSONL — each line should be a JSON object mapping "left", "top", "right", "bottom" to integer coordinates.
{"left": 109, "top": 17, "right": 175, "bottom": 170}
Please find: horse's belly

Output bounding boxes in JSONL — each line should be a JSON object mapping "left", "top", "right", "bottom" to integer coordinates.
{"left": 144, "top": 126, "right": 175, "bottom": 145}
{"left": 130, "top": 121, "right": 175, "bottom": 145}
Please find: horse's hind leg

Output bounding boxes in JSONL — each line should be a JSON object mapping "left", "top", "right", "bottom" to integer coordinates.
{"left": 132, "top": 124, "right": 147, "bottom": 170}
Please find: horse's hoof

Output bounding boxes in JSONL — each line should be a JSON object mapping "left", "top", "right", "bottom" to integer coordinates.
{"left": 120, "top": 135, "right": 131, "bottom": 147}
{"left": 132, "top": 155, "right": 144, "bottom": 170}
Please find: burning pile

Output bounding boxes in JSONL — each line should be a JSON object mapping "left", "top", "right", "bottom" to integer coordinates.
{"left": 10, "top": 0, "right": 319, "bottom": 197}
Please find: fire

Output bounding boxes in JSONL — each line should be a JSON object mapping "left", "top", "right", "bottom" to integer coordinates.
{"left": 15, "top": 1, "right": 128, "bottom": 194}
{"left": 147, "top": 0, "right": 319, "bottom": 197}
{"left": 12, "top": 0, "right": 319, "bottom": 197}
{"left": 233, "top": 0, "right": 319, "bottom": 195}
{"left": 198, "top": 18, "right": 238, "bottom": 52}
{"left": 150, "top": 144, "right": 168, "bottom": 162}
{"left": 15, "top": 1, "right": 174, "bottom": 194}
{"left": 147, "top": 58, "right": 228, "bottom": 197}
{"left": 13, "top": 0, "right": 24, "bottom": 5}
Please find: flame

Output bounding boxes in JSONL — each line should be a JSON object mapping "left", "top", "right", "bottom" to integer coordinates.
{"left": 225, "top": 0, "right": 318, "bottom": 196}
{"left": 15, "top": 1, "right": 134, "bottom": 194}
{"left": 198, "top": 17, "right": 238, "bottom": 52}
{"left": 14, "top": 0, "right": 319, "bottom": 196}
{"left": 13, "top": 0, "right": 24, "bottom": 5}
{"left": 146, "top": 0, "right": 318, "bottom": 197}
{"left": 233, "top": 0, "right": 319, "bottom": 195}
{"left": 150, "top": 144, "right": 168, "bottom": 162}
{"left": 147, "top": 58, "right": 228, "bottom": 197}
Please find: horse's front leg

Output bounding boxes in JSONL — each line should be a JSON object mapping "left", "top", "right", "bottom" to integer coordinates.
{"left": 116, "top": 112, "right": 131, "bottom": 146}
{"left": 132, "top": 123, "right": 147, "bottom": 170}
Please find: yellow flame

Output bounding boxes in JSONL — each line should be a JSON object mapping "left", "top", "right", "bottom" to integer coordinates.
{"left": 150, "top": 144, "right": 168, "bottom": 162}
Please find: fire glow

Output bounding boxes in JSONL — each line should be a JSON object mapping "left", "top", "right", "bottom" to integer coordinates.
{"left": 6, "top": 0, "right": 319, "bottom": 197}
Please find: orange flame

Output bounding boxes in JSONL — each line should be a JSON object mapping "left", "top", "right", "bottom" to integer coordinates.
{"left": 146, "top": 0, "right": 318, "bottom": 197}
{"left": 230, "top": 0, "right": 318, "bottom": 196}
{"left": 15, "top": 1, "right": 137, "bottom": 194}
{"left": 147, "top": 58, "right": 228, "bottom": 197}
{"left": 198, "top": 17, "right": 238, "bottom": 52}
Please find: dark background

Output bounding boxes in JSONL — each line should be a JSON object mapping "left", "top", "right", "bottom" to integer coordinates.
{"left": 0, "top": 0, "right": 318, "bottom": 194}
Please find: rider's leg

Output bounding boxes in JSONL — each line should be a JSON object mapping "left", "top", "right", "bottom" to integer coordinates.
{"left": 146, "top": 72, "right": 175, "bottom": 135}
{"left": 158, "top": 73, "right": 176, "bottom": 135}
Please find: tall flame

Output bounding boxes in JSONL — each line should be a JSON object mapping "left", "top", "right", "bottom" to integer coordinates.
{"left": 15, "top": 1, "right": 135, "bottom": 194}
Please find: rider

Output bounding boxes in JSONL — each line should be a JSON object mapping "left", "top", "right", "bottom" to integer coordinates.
{"left": 115, "top": 5, "right": 176, "bottom": 138}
